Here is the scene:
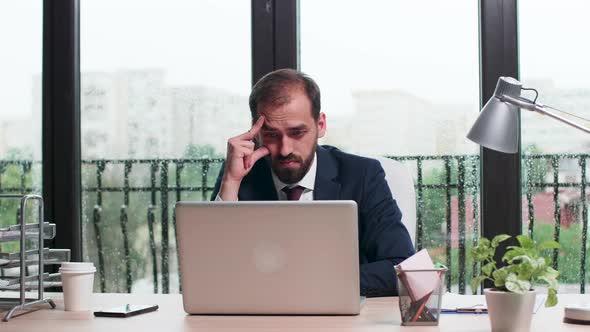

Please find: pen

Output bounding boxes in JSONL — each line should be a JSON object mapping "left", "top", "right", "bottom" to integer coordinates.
{"left": 441, "top": 310, "right": 488, "bottom": 315}
{"left": 457, "top": 308, "right": 486, "bottom": 313}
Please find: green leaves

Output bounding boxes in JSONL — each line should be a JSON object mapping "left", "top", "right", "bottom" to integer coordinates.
{"left": 516, "top": 235, "right": 534, "bottom": 249}
{"left": 481, "top": 262, "right": 495, "bottom": 276}
{"left": 470, "top": 234, "right": 561, "bottom": 307}
{"left": 471, "top": 238, "right": 494, "bottom": 262}
{"left": 546, "top": 288, "right": 558, "bottom": 307}
{"left": 537, "top": 240, "right": 560, "bottom": 251}
{"left": 543, "top": 266, "right": 559, "bottom": 281}
{"left": 503, "top": 246, "right": 528, "bottom": 263}
{"left": 470, "top": 276, "right": 488, "bottom": 295}
{"left": 492, "top": 234, "right": 511, "bottom": 248}
{"left": 492, "top": 267, "right": 509, "bottom": 289}
{"left": 538, "top": 267, "right": 559, "bottom": 291}
{"left": 511, "top": 256, "right": 534, "bottom": 281}
{"left": 505, "top": 273, "right": 531, "bottom": 294}
{"left": 470, "top": 262, "right": 496, "bottom": 293}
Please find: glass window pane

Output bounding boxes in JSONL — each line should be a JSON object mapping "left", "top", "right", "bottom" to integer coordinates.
{"left": 81, "top": 0, "right": 251, "bottom": 293}
{"left": 520, "top": 0, "right": 590, "bottom": 293}
{"left": 301, "top": 1, "right": 480, "bottom": 293}
{"left": 0, "top": 3, "right": 43, "bottom": 232}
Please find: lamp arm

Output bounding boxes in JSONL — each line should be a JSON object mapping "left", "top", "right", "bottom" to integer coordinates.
{"left": 501, "top": 94, "right": 590, "bottom": 134}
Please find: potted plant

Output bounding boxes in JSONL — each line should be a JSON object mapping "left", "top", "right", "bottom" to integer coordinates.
{"left": 470, "top": 234, "right": 560, "bottom": 331}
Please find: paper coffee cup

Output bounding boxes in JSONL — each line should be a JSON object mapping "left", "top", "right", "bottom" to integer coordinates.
{"left": 59, "top": 262, "right": 96, "bottom": 311}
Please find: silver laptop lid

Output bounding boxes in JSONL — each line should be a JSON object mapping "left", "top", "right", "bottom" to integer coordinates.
{"left": 175, "top": 201, "right": 359, "bottom": 315}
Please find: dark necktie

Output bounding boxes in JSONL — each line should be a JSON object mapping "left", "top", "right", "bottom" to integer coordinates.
{"left": 282, "top": 185, "right": 305, "bottom": 201}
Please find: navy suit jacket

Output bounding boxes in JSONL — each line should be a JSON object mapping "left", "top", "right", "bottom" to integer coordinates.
{"left": 211, "top": 145, "right": 415, "bottom": 297}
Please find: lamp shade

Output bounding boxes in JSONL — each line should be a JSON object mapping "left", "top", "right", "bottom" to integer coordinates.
{"left": 467, "top": 77, "right": 522, "bottom": 153}
{"left": 467, "top": 96, "right": 519, "bottom": 153}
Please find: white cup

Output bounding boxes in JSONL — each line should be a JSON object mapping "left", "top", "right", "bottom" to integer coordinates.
{"left": 59, "top": 262, "right": 96, "bottom": 311}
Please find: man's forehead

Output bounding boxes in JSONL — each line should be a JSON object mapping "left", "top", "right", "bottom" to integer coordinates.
{"left": 262, "top": 121, "right": 308, "bottom": 131}
{"left": 258, "top": 88, "right": 312, "bottom": 118}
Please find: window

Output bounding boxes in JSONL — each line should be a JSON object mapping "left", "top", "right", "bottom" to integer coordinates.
{"left": 300, "top": 1, "right": 480, "bottom": 293}
{"left": 0, "top": 3, "right": 43, "bottom": 235}
{"left": 81, "top": 0, "right": 251, "bottom": 293}
{"left": 520, "top": 0, "right": 590, "bottom": 293}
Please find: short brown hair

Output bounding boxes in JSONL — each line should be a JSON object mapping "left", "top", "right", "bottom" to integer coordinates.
{"left": 249, "top": 68, "right": 321, "bottom": 121}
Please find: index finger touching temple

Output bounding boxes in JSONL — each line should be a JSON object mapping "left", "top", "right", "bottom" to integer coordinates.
{"left": 246, "top": 115, "right": 265, "bottom": 138}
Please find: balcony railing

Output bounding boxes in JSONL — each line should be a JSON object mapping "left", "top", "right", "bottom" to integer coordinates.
{"left": 0, "top": 154, "right": 588, "bottom": 294}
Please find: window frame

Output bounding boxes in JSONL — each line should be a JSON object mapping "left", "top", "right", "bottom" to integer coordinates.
{"left": 43, "top": 0, "right": 522, "bottom": 276}
{"left": 42, "top": 0, "right": 82, "bottom": 261}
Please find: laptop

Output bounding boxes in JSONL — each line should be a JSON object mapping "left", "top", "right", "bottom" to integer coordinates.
{"left": 175, "top": 200, "right": 361, "bottom": 315}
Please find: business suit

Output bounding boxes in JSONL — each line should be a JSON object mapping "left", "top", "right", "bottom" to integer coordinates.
{"left": 211, "top": 145, "right": 415, "bottom": 297}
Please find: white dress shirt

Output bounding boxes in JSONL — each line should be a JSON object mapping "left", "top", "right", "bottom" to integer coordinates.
{"left": 216, "top": 152, "right": 317, "bottom": 201}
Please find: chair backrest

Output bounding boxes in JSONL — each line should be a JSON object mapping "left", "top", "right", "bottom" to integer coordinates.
{"left": 372, "top": 156, "right": 417, "bottom": 247}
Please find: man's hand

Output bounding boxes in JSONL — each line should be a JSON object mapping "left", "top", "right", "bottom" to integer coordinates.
{"left": 219, "top": 116, "right": 270, "bottom": 201}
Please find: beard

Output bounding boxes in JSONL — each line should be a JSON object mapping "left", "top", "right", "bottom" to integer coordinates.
{"left": 270, "top": 144, "right": 317, "bottom": 184}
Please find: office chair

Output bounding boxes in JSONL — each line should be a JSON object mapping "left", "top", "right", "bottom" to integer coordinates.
{"left": 372, "top": 156, "right": 417, "bottom": 248}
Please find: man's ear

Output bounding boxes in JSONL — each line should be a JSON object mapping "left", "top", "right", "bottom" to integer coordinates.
{"left": 317, "top": 112, "right": 327, "bottom": 138}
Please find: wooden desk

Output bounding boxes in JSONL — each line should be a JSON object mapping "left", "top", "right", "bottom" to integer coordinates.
{"left": 0, "top": 293, "right": 587, "bottom": 331}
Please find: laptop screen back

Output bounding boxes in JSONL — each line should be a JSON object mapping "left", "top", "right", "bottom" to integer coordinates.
{"left": 175, "top": 200, "right": 360, "bottom": 315}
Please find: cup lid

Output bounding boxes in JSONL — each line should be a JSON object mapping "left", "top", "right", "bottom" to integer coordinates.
{"left": 59, "top": 262, "right": 96, "bottom": 272}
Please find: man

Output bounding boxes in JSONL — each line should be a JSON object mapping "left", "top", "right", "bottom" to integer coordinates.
{"left": 211, "top": 68, "right": 414, "bottom": 297}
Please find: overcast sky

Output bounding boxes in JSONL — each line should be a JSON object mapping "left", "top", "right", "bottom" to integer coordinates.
{"left": 2, "top": 0, "right": 590, "bottom": 120}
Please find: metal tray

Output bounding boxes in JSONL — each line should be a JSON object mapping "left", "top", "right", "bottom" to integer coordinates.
{"left": 0, "top": 223, "right": 56, "bottom": 243}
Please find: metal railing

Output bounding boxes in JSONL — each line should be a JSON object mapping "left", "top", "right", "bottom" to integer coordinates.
{"left": 81, "top": 158, "right": 224, "bottom": 294}
{"left": 1, "top": 154, "right": 589, "bottom": 294}
{"left": 388, "top": 155, "right": 480, "bottom": 294}
{"left": 522, "top": 154, "right": 590, "bottom": 294}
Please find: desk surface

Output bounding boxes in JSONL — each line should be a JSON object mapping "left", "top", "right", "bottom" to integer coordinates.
{"left": 0, "top": 293, "right": 588, "bottom": 331}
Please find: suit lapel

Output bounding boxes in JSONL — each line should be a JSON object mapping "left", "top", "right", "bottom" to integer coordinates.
{"left": 313, "top": 146, "right": 341, "bottom": 200}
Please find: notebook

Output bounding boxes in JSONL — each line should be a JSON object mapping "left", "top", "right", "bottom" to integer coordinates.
{"left": 441, "top": 293, "right": 547, "bottom": 313}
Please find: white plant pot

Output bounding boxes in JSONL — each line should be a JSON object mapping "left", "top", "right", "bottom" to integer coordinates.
{"left": 484, "top": 288, "right": 536, "bottom": 332}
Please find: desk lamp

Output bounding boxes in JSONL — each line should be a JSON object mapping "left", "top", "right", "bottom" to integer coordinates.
{"left": 467, "top": 76, "right": 590, "bottom": 325}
